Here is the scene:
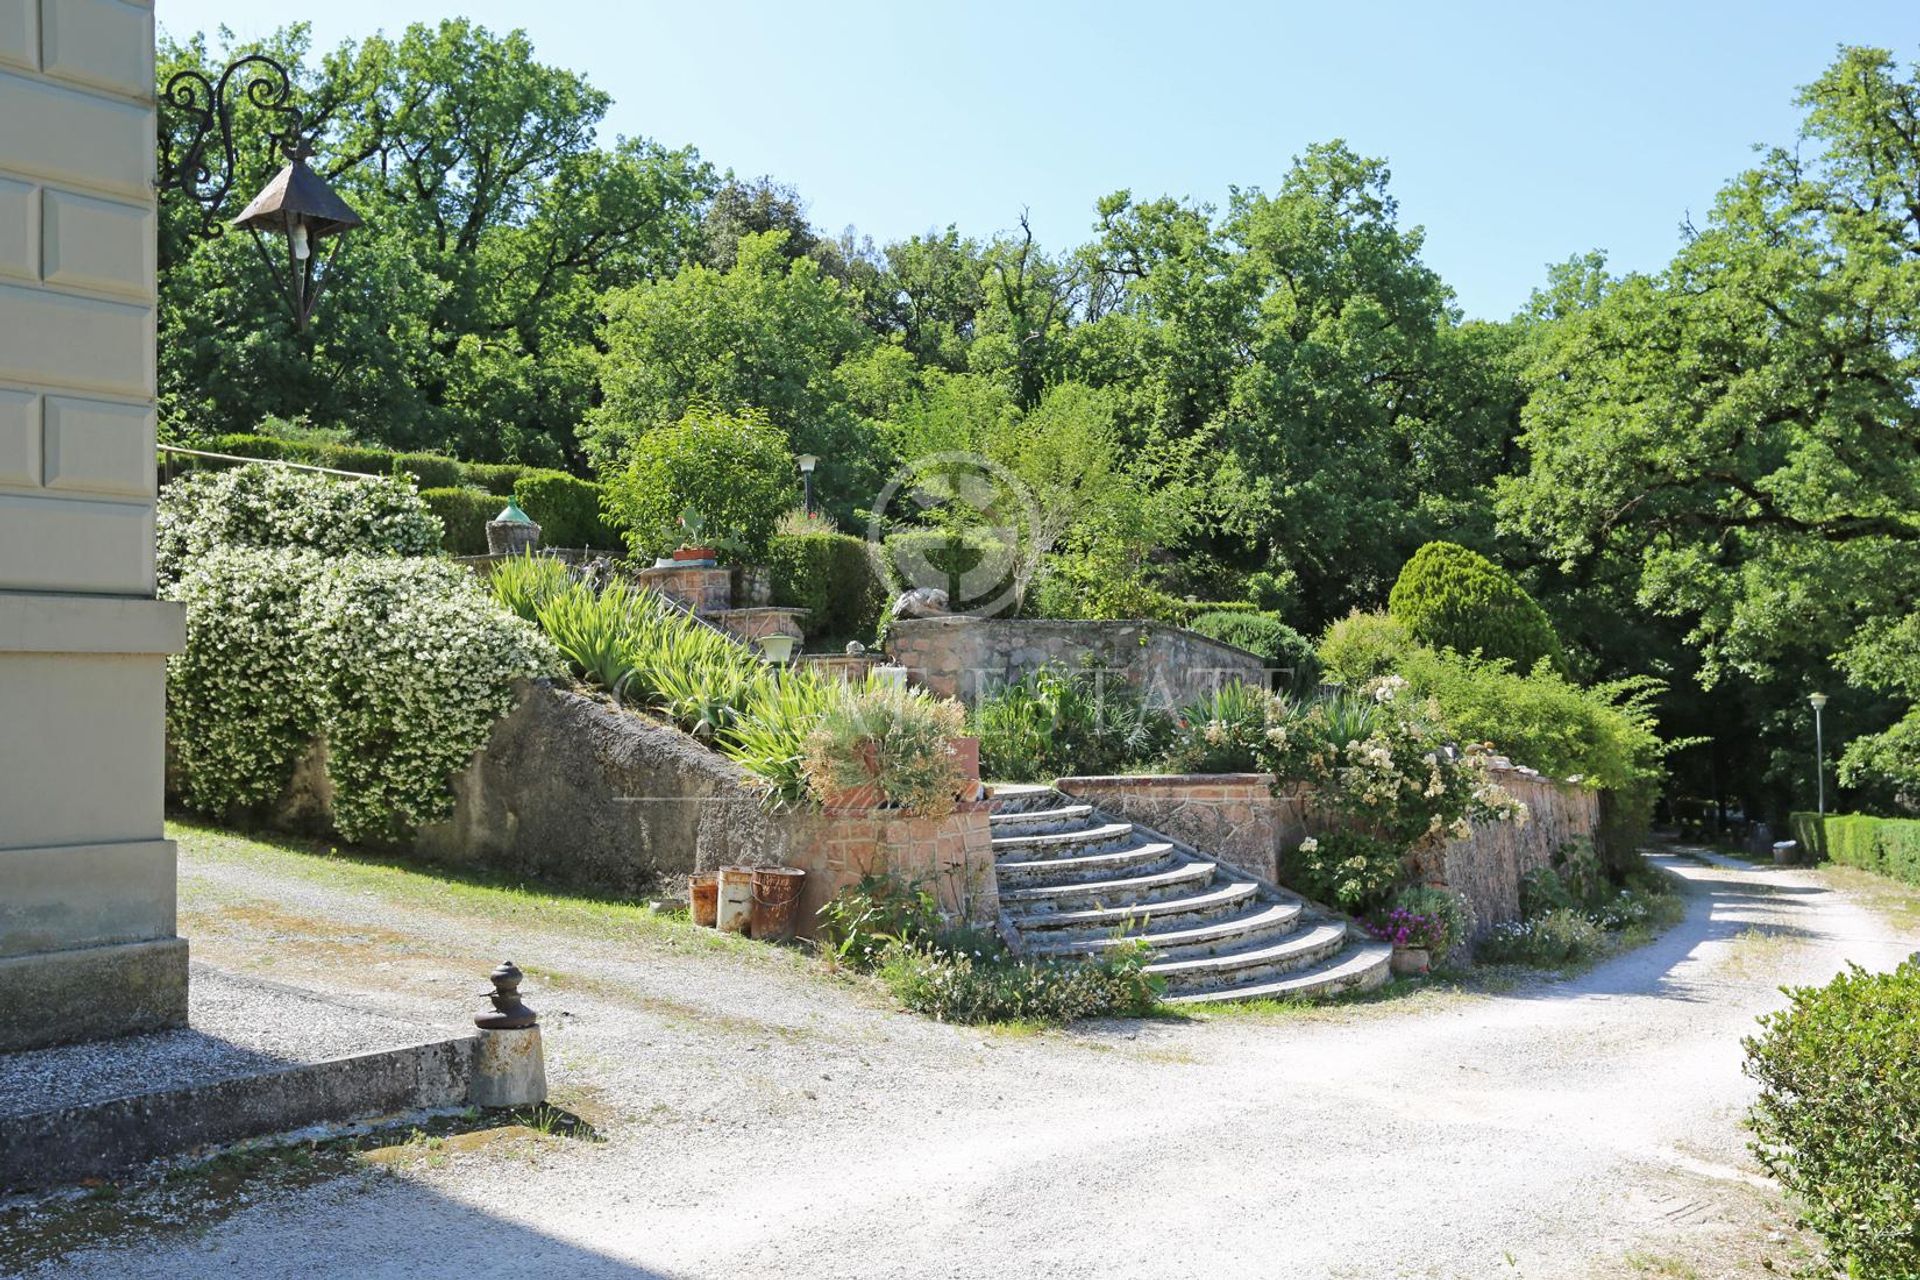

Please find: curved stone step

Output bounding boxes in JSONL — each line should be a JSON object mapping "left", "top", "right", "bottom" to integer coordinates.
{"left": 1146, "top": 920, "right": 1351, "bottom": 993}
{"left": 989, "top": 803, "right": 1094, "bottom": 836}
{"left": 997, "top": 858, "right": 1217, "bottom": 910}
{"left": 984, "top": 783, "right": 1061, "bottom": 815}
{"left": 996, "top": 841, "right": 1179, "bottom": 887}
{"left": 1009, "top": 880, "right": 1260, "bottom": 936}
{"left": 1161, "top": 942, "right": 1393, "bottom": 1005}
{"left": 992, "top": 821, "right": 1135, "bottom": 859}
{"left": 1023, "top": 899, "right": 1303, "bottom": 960}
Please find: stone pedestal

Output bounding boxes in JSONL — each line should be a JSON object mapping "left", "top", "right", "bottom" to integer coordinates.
{"left": 635, "top": 564, "right": 732, "bottom": 614}
{"left": 470, "top": 1027, "right": 547, "bottom": 1108}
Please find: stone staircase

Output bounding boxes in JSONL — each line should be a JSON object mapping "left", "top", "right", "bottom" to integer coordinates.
{"left": 989, "top": 784, "right": 1391, "bottom": 1005}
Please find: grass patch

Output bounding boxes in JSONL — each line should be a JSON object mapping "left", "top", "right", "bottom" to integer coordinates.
{"left": 1813, "top": 861, "right": 1920, "bottom": 934}
{"left": 170, "top": 816, "right": 746, "bottom": 954}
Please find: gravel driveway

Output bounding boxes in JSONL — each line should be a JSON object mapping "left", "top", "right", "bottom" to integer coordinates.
{"left": 14, "top": 837, "right": 1917, "bottom": 1280}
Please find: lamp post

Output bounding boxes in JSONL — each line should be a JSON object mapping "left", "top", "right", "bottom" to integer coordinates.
{"left": 796, "top": 454, "right": 819, "bottom": 516}
{"left": 160, "top": 55, "right": 363, "bottom": 330}
{"left": 1809, "top": 692, "right": 1829, "bottom": 816}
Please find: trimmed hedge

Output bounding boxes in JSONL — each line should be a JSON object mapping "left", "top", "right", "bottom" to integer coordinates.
{"left": 465, "top": 462, "right": 535, "bottom": 496}
{"left": 387, "top": 451, "right": 466, "bottom": 491}
{"left": 767, "top": 531, "right": 889, "bottom": 640}
{"left": 1388, "top": 541, "right": 1564, "bottom": 674}
{"left": 512, "top": 471, "right": 619, "bottom": 551}
{"left": 1792, "top": 812, "right": 1920, "bottom": 886}
{"left": 420, "top": 487, "right": 497, "bottom": 556}
{"left": 1187, "top": 611, "right": 1319, "bottom": 686}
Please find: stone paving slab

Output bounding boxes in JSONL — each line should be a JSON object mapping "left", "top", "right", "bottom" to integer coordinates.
{"left": 0, "top": 964, "right": 475, "bottom": 1189}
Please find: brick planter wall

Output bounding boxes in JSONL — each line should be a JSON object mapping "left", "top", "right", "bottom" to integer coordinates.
{"left": 1058, "top": 767, "right": 1599, "bottom": 939}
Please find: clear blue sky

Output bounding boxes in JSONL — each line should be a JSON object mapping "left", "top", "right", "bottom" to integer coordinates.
{"left": 156, "top": 1, "right": 1920, "bottom": 320}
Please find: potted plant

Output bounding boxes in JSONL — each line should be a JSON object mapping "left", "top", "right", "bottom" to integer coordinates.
{"left": 1364, "top": 905, "right": 1450, "bottom": 977}
{"left": 802, "top": 683, "right": 966, "bottom": 818}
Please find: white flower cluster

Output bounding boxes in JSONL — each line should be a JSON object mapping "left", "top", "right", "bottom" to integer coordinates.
{"left": 166, "top": 545, "right": 558, "bottom": 843}
{"left": 157, "top": 464, "right": 441, "bottom": 586}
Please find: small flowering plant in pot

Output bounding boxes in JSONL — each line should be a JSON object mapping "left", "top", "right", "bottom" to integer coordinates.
{"left": 1364, "top": 906, "right": 1449, "bottom": 976}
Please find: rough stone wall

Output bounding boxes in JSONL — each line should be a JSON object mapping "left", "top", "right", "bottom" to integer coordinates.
{"left": 414, "top": 682, "right": 996, "bottom": 936}
{"left": 887, "top": 617, "right": 1266, "bottom": 707}
{"left": 635, "top": 564, "right": 731, "bottom": 614}
{"left": 1058, "top": 767, "right": 1597, "bottom": 939}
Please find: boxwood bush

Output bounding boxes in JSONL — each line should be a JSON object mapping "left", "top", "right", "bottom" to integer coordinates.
{"left": 1387, "top": 541, "right": 1564, "bottom": 675}
{"left": 419, "top": 487, "right": 498, "bottom": 556}
{"left": 1745, "top": 960, "right": 1920, "bottom": 1277}
{"left": 512, "top": 471, "right": 619, "bottom": 550}
{"left": 767, "top": 531, "right": 888, "bottom": 640}
{"left": 1791, "top": 812, "right": 1920, "bottom": 886}
{"left": 1187, "top": 610, "right": 1319, "bottom": 686}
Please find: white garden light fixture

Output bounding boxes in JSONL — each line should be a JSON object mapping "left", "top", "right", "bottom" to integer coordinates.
{"left": 1809, "top": 691, "right": 1829, "bottom": 815}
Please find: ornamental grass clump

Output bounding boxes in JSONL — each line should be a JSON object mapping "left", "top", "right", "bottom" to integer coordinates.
{"left": 803, "top": 681, "right": 967, "bottom": 817}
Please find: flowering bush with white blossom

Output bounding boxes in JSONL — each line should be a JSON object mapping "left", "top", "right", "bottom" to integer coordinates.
{"left": 157, "top": 464, "right": 441, "bottom": 586}
{"left": 1265, "top": 677, "right": 1525, "bottom": 913}
{"left": 165, "top": 542, "right": 557, "bottom": 844}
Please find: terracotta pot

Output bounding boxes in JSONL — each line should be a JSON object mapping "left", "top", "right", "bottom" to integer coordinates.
{"left": 1389, "top": 946, "right": 1431, "bottom": 978}
{"left": 672, "top": 545, "right": 718, "bottom": 563}
{"left": 823, "top": 741, "right": 884, "bottom": 814}
{"left": 949, "top": 735, "right": 981, "bottom": 796}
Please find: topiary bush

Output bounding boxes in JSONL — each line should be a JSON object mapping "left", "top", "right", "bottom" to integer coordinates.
{"left": 1188, "top": 611, "right": 1319, "bottom": 687}
{"left": 419, "top": 487, "right": 497, "bottom": 556}
{"left": 766, "top": 531, "right": 889, "bottom": 640}
{"left": 1387, "top": 542, "right": 1564, "bottom": 674}
{"left": 512, "top": 471, "right": 619, "bottom": 550}
{"left": 600, "top": 404, "right": 793, "bottom": 561}
{"left": 165, "top": 547, "right": 557, "bottom": 843}
{"left": 157, "top": 464, "right": 440, "bottom": 585}
{"left": 1745, "top": 961, "right": 1920, "bottom": 1278}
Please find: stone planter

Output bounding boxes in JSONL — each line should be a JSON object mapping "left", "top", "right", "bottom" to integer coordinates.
{"left": 1389, "top": 946, "right": 1431, "bottom": 978}
{"left": 821, "top": 742, "right": 884, "bottom": 814}
{"left": 672, "top": 545, "right": 717, "bottom": 563}
{"left": 949, "top": 735, "right": 981, "bottom": 800}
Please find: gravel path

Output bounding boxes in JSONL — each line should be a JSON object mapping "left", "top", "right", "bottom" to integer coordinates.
{"left": 15, "top": 841, "right": 1917, "bottom": 1280}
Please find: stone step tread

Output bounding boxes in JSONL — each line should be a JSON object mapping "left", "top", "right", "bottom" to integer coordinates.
{"left": 992, "top": 821, "right": 1134, "bottom": 854}
{"left": 1162, "top": 943, "right": 1394, "bottom": 1005}
{"left": 996, "top": 859, "right": 1216, "bottom": 904}
{"left": 995, "top": 841, "right": 1177, "bottom": 882}
{"left": 989, "top": 803, "right": 1094, "bottom": 829}
{"left": 983, "top": 783, "right": 1059, "bottom": 814}
{"left": 1020, "top": 899, "right": 1302, "bottom": 957}
{"left": 1144, "top": 920, "right": 1349, "bottom": 977}
{"left": 1007, "top": 880, "right": 1258, "bottom": 931}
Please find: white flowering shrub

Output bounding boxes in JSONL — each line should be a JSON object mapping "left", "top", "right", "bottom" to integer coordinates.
{"left": 157, "top": 464, "right": 441, "bottom": 586}
{"left": 165, "top": 546, "right": 558, "bottom": 843}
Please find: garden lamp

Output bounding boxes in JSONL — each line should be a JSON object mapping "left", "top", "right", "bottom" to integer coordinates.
{"left": 161, "top": 55, "right": 364, "bottom": 331}
{"left": 1809, "top": 692, "right": 1828, "bottom": 816}
{"left": 796, "top": 454, "right": 819, "bottom": 516}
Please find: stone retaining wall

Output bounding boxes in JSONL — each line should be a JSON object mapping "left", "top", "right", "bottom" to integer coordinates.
{"left": 414, "top": 682, "right": 995, "bottom": 936}
{"left": 887, "top": 616, "right": 1267, "bottom": 707}
{"left": 1056, "top": 767, "right": 1599, "bottom": 938}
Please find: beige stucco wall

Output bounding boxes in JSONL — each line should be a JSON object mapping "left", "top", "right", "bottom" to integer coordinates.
{"left": 0, "top": 0, "right": 186, "bottom": 1052}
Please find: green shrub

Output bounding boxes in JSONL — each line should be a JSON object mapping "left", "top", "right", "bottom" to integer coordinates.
{"left": 971, "top": 666, "right": 1173, "bottom": 782}
{"left": 465, "top": 462, "right": 536, "bottom": 496}
{"left": 1391, "top": 885, "right": 1475, "bottom": 959}
{"left": 1188, "top": 611, "right": 1319, "bottom": 687}
{"left": 1165, "top": 682, "right": 1281, "bottom": 774}
{"left": 1745, "top": 961, "right": 1920, "bottom": 1277}
{"left": 803, "top": 682, "right": 967, "bottom": 817}
{"left": 513, "top": 471, "right": 619, "bottom": 550}
{"left": 1284, "top": 830, "right": 1408, "bottom": 913}
{"left": 878, "top": 939, "right": 1161, "bottom": 1025}
{"left": 419, "top": 487, "right": 497, "bottom": 556}
{"left": 817, "top": 874, "right": 944, "bottom": 971}
{"left": 724, "top": 670, "right": 846, "bottom": 809}
{"left": 1387, "top": 541, "right": 1564, "bottom": 674}
{"left": 388, "top": 451, "right": 466, "bottom": 490}
{"left": 600, "top": 404, "right": 793, "bottom": 560}
{"left": 883, "top": 528, "right": 1019, "bottom": 615}
{"left": 767, "top": 531, "right": 889, "bottom": 640}
{"left": 165, "top": 547, "right": 556, "bottom": 844}
{"left": 1316, "top": 611, "right": 1414, "bottom": 687}
{"left": 157, "top": 464, "right": 440, "bottom": 585}
{"left": 1792, "top": 812, "right": 1920, "bottom": 886}
{"left": 1244, "top": 567, "right": 1299, "bottom": 615}
{"left": 1476, "top": 908, "right": 1602, "bottom": 966}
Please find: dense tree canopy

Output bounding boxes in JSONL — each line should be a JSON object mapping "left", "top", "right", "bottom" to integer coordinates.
{"left": 157, "top": 24, "right": 1920, "bottom": 817}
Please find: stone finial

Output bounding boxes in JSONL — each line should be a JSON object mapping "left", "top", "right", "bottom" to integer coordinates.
{"left": 475, "top": 960, "right": 537, "bottom": 1030}
{"left": 845, "top": 640, "right": 866, "bottom": 656}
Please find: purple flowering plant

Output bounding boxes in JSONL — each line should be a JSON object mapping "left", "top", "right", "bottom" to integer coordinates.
{"left": 1363, "top": 906, "right": 1448, "bottom": 952}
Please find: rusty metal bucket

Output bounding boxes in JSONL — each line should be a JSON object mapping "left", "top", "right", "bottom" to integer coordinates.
{"left": 749, "top": 867, "right": 807, "bottom": 943}
{"left": 688, "top": 873, "right": 718, "bottom": 928}
{"left": 716, "top": 866, "right": 756, "bottom": 934}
